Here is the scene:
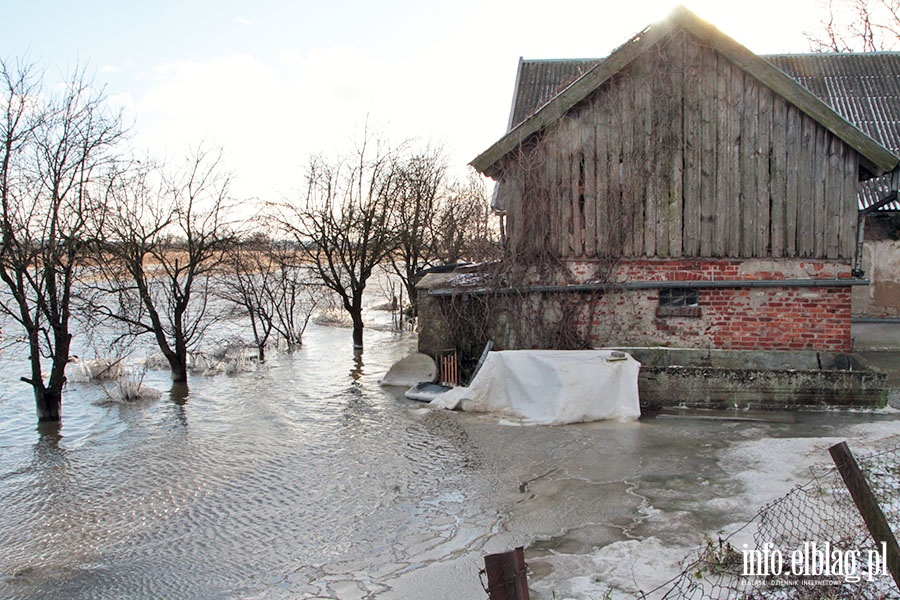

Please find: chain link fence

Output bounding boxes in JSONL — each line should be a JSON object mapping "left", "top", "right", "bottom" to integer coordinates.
{"left": 656, "top": 442, "right": 900, "bottom": 599}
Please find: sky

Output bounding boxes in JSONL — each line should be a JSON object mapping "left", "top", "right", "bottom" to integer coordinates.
{"left": 3, "top": 0, "right": 830, "bottom": 200}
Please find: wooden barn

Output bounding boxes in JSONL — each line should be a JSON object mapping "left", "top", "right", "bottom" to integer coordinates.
{"left": 419, "top": 6, "right": 900, "bottom": 362}
{"left": 762, "top": 53, "right": 900, "bottom": 319}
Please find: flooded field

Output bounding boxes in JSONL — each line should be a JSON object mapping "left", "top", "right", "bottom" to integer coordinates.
{"left": 2, "top": 314, "right": 900, "bottom": 599}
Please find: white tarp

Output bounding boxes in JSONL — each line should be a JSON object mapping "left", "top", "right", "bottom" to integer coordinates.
{"left": 380, "top": 353, "right": 437, "bottom": 387}
{"left": 429, "top": 350, "right": 641, "bottom": 425}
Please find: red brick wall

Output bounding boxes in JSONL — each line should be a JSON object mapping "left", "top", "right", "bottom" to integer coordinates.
{"left": 567, "top": 258, "right": 854, "bottom": 352}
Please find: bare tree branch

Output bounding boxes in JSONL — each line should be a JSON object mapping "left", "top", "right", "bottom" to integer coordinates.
{"left": 0, "top": 58, "right": 125, "bottom": 421}
{"left": 808, "top": 0, "right": 900, "bottom": 51}
{"left": 89, "top": 146, "right": 236, "bottom": 383}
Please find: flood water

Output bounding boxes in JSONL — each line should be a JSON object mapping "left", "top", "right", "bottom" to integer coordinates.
{"left": 2, "top": 313, "right": 900, "bottom": 599}
{"left": 0, "top": 321, "right": 496, "bottom": 599}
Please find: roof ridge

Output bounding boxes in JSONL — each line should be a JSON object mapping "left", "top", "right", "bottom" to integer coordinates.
{"left": 764, "top": 51, "right": 900, "bottom": 57}
{"left": 471, "top": 5, "right": 900, "bottom": 178}
{"left": 518, "top": 57, "right": 602, "bottom": 63}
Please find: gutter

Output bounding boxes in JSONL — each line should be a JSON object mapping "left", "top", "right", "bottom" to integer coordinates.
{"left": 427, "top": 278, "right": 869, "bottom": 297}
{"left": 852, "top": 317, "right": 900, "bottom": 324}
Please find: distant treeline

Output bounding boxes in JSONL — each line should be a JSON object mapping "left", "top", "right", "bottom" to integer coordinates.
{"left": 0, "top": 58, "right": 500, "bottom": 423}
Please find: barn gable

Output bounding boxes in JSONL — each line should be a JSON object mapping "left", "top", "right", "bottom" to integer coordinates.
{"left": 472, "top": 6, "right": 900, "bottom": 262}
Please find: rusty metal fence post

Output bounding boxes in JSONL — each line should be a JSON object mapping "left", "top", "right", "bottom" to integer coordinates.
{"left": 482, "top": 546, "right": 529, "bottom": 600}
{"left": 829, "top": 441, "right": 900, "bottom": 591}
{"left": 440, "top": 349, "right": 459, "bottom": 386}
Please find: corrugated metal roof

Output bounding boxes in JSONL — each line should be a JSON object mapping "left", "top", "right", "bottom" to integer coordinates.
{"left": 764, "top": 53, "right": 900, "bottom": 152}
{"left": 765, "top": 53, "right": 900, "bottom": 211}
{"left": 499, "top": 51, "right": 900, "bottom": 212}
{"left": 508, "top": 59, "right": 600, "bottom": 130}
{"left": 492, "top": 58, "right": 601, "bottom": 210}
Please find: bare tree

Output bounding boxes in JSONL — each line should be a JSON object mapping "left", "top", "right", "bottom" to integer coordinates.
{"left": 0, "top": 59, "right": 124, "bottom": 422}
{"left": 279, "top": 133, "right": 399, "bottom": 349}
{"left": 218, "top": 232, "right": 321, "bottom": 361}
{"left": 434, "top": 171, "right": 500, "bottom": 265}
{"left": 809, "top": 0, "right": 900, "bottom": 51}
{"left": 281, "top": 131, "right": 498, "bottom": 349}
{"left": 386, "top": 150, "right": 500, "bottom": 318}
{"left": 267, "top": 245, "right": 322, "bottom": 351}
{"left": 388, "top": 145, "right": 445, "bottom": 309}
{"left": 91, "top": 147, "right": 235, "bottom": 383}
{"left": 218, "top": 237, "right": 276, "bottom": 362}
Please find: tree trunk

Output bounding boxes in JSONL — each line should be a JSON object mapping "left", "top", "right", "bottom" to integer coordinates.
{"left": 258, "top": 344, "right": 266, "bottom": 363}
{"left": 25, "top": 332, "right": 67, "bottom": 422}
{"left": 404, "top": 274, "right": 418, "bottom": 319}
{"left": 35, "top": 387, "right": 62, "bottom": 422}
{"left": 172, "top": 362, "right": 188, "bottom": 383}
{"left": 166, "top": 352, "right": 189, "bottom": 383}
{"left": 351, "top": 312, "right": 364, "bottom": 349}
{"left": 350, "top": 292, "right": 365, "bottom": 349}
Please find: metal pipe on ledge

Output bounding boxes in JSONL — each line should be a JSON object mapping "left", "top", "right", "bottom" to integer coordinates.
{"left": 427, "top": 277, "right": 870, "bottom": 297}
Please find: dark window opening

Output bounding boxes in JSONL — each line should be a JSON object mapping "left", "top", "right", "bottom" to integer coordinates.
{"left": 657, "top": 288, "right": 701, "bottom": 317}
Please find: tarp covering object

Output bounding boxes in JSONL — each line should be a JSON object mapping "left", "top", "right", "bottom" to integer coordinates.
{"left": 380, "top": 353, "right": 437, "bottom": 387}
{"left": 429, "top": 350, "right": 641, "bottom": 424}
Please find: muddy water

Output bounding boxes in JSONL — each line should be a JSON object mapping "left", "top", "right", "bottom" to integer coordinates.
{"left": 1, "top": 317, "right": 899, "bottom": 599}
{"left": 0, "top": 323, "right": 500, "bottom": 599}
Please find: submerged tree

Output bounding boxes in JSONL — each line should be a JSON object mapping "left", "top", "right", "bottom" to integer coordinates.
{"left": 0, "top": 59, "right": 124, "bottom": 422}
{"left": 387, "top": 145, "right": 446, "bottom": 312}
{"left": 91, "top": 147, "right": 235, "bottom": 383}
{"left": 280, "top": 129, "right": 500, "bottom": 349}
{"left": 279, "top": 133, "right": 399, "bottom": 349}
{"left": 381, "top": 146, "right": 500, "bottom": 318}
{"left": 218, "top": 232, "right": 322, "bottom": 361}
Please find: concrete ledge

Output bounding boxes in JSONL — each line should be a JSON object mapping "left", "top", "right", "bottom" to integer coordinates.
{"left": 852, "top": 321, "right": 900, "bottom": 351}
{"left": 609, "top": 347, "right": 889, "bottom": 410}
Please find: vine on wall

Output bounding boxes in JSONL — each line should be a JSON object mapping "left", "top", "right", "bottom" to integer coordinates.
{"left": 433, "top": 43, "right": 685, "bottom": 372}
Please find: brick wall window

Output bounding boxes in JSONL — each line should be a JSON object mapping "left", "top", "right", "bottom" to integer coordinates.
{"left": 657, "top": 288, "right": 701, "bottom": 317}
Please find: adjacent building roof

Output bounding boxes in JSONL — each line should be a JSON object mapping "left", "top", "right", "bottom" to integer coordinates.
{"left": 766, "top": 53, "right": 900, "bottom": 211}
{"left": 764, "top": 53, "right": 900, "bottom": 154}
{"left": 472, "top": 6, "right": 900, "bottom": 210}
{"left": 506, "top": 58, "right": 599, "bottom": 131}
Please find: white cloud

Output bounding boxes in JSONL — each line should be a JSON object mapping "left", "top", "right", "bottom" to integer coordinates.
{"left": 133, "top": 48, "right": 402, "bottom": 200}
{"left": 126, "top": 0, "right": 826, "bottom": 201}
{"left": 278, "top": 50, "right": 303, "bottom": 67}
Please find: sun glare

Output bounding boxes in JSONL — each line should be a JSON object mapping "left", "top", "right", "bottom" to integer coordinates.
{"left": 677, "top": 0, "right": 821, "bottom": 53}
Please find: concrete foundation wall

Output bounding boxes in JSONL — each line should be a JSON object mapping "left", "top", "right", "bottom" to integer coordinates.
{"left": 617, "top": 347, "right": 888, "bottom": 410}
{"left": 638, "top": 366, "right": 887, "bottom": 410}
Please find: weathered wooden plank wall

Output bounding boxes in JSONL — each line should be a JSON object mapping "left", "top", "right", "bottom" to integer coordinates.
{"left": 770, "top": 97, "right": 787, "bottom": 257}
{"left": 683, "top": 37, "right": 703, "bottom": 257}
{"left": 503, "top": 32, "right": 861, "bottom": 261}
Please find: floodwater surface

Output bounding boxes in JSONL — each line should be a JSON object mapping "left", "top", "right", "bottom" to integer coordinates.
{"left": 0, "top": 321, "right": 503, "bottom": 599}
{"left": 2, "top": 317, "right": 899, "bottom": 599}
